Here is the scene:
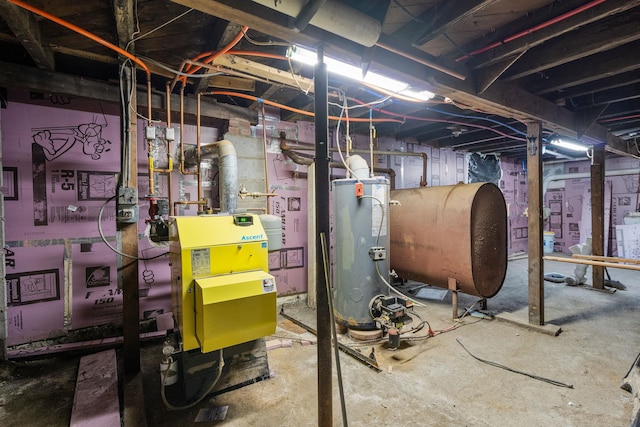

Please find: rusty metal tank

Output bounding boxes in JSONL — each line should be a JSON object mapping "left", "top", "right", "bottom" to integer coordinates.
{"left": 389, "top": 182, "right": 507, "bottom": 298}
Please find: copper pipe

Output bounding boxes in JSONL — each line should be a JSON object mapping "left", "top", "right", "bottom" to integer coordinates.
{"left": 288, "top": 146, "right": 427, "bottom": 186}
{"left": 169, "top": 59, "right": 189, "bottom": 93}
{"left": 178, "top": 84, "right": 197, "bottom": 176}
{"left": 173, "top": 200, "right": 207, "bottom": 213}
{"left": 174, "top": 200, "right": 207, "bottom": 205}
{"left": 146, "top": 78, "right": 154, "bottom": 195}
{"left": 166, "top": 82, "right": 174, "bottom": 216}
{"left": 280, "top": 137, "right": 397, "bottom": 189}
{"left": 147, "top": 139, "right": 154, "bottom": 196}
{"left": 375, "top": 40, "right": 466, "bottom": 81}
{"left": 196, "top": 93, "right": 203, "bottom": 212}
{"left": 261, "top": 103, "right": 270, "bottom": 214}
{"left": 150, "top": 85, "right": 174, "bottom": 175}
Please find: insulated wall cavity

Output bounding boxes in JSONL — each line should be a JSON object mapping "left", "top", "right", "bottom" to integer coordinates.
{"left": 332, "top": 177, "right": 389, "bottom": 329}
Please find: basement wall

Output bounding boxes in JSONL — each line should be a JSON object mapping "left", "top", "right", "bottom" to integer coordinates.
{"left": 2, "top": 95, "right": 638, "bottom": 347}
{"left": 500, "top": 156, "right": 640, "bottom": 255}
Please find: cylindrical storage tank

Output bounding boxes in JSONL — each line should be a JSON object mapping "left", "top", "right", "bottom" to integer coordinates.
{"left": 333, "top": 177, "right": 390, "bottom": 329}
{"left": 389, "top": 183, "right": 507, "bottom": 298}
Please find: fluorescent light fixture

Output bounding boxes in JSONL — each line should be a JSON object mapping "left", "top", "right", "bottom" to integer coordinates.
{"left": 550, "top": 137, "right": 589, "bottom": 152}
{"left": 288, "top": 46, "right": 435, "bottom": 101}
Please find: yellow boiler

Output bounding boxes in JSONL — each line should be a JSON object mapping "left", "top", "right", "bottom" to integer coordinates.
{"left": 169, "top": 214, "right": 277, "bottom": 352}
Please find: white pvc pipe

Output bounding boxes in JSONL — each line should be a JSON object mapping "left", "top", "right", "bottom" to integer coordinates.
{"left": 543, "top": 168, "right": 640, "bottom": 196}
{"left": 346, "top": 155, "right": 369, "bottom": 180}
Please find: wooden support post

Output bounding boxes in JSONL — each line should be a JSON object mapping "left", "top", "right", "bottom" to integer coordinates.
{"left": 448, "top": 277, "right": 459, "bottom": 319}
{"left": 591, "top": 144, "right": 605, "bottom": 289}
{"left": 114, "top": 0, "right": 140, "bottom": 374}
{"left": 526, "top": 122, "right": 544, "bottom": 325}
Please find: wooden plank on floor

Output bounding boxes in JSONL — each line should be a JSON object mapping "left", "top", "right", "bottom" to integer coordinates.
{"left": 495, "top": 311, "right": 562, "bottom": 336}
{"left": 70, "top": 349, "right": 120, "bottom": 427}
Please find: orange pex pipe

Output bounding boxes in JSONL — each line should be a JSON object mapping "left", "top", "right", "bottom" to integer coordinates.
{"left": 182, "top": 25, "right": 249, "bottom": 82}
{"left": 7, "top": 0, "right": 150, "bottom": 76}
{"left": 208, "top": 91, "right": 404, "bottom": 123}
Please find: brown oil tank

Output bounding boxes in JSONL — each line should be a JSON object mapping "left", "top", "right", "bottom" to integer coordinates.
{"left": 389, "top": 182, "right": 507, "bottom": 298}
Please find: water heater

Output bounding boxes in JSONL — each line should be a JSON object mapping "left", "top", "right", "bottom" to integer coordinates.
{"left": 332, "top": 176, "right": 391, "bottom": 329}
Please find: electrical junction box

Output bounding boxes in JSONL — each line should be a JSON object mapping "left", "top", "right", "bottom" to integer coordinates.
{"left": 165, "top": 127, "right": 175, "bottom": 141}
{"left": 146, "top": 126, "right": 156, "bottom": 140}
{"left": 369, "top": 246, "right": 387, "bottom": 261}
{"left": 169, "top": 214, "right": 277, "bottom": 352}
{"left": 117, "top": 206, "right": 139, "bottom": 223}
{"left": 117, "top": 187, "right": 138, "bottom": 223}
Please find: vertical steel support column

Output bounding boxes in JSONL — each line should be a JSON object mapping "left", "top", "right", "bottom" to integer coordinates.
{"left": 591, "top": 144, "right": 606, "bottom": 289}
{"left": 314, "top": 45, "right": 332, "bottom": 427}
{"left": 526, "top": 122, "right": 544, "bottom": 325}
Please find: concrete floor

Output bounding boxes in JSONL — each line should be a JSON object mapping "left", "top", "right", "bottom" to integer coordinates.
{"left": 1, "top": 256, "right": 639, "bottom": 426}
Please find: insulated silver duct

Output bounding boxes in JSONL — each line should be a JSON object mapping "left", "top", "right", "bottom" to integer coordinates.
{"left": 183, "top": 139, "right": 238, "bottom": 213}
{"left": 251, "top": 0, "right": 381, "bottom": 47}
{"left": 217, "top": 140, "right": 238, "bottom": 214}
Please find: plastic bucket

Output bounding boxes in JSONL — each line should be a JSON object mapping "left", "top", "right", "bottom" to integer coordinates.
{"left": 543, "top": 231, "right": 555, "bottom": 254}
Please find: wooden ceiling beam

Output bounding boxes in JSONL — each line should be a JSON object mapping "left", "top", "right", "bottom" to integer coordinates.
{"left": 469, "top": 1, "right": 639, "bottom": 70}
{"left": 195, "top": 21, "right": 244, "bottom": 93}
{"left": 397, "top": 124, "right": 452, "bottom": 142}
{"left": 170, "top": 0, "right": 343, "bottom": 51}
{"left": 0, "top": 60, "right": 256, "bottom": 122}
{"left": 393, "top": 0, "right": 494, "bottom": 47}
{"left": 476, "top": 51, "right": 526, "bottom": 93}
{"left": 548, "top": 71, "right": 640, "bottom": 103}
{"left": 577, "top": 104, "right": 609, "bottom": 140}
{"left": 0, "top": 1, "right": 54, "bottom": 70}
{"left": 210, "top": 54, "right": 314, "bottom": 93}
{"left": 113, "top": 0, "right": 135, "bottom": 51}
{"left": 502, "top": 15, "right": 640, "bottom": 81}
{"left": 526, "top": 41, "right": 640, "bottom": 96}
{"left": 572, "top": 83, "right": 640, "bottom": 108}
{"left": 597, "top": 98, "right": 640, "bottom": 120}
{"left": 171, "top": 0, "right": 637, "bottom": 158}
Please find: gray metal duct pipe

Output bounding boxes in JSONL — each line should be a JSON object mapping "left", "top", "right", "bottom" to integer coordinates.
{"left": 218, "top": 140, "right": 238, "bottom": 214}
{"left": 543, "top": 167, "right": 640, "bottom": 196}
{"left": 183, "top": 140, "right": 238, "bottom": 213}
{"left": 251, "top": 0, "right": 381, "bottom": 47}
{"left": 292, "top": 146, "right": 428, "bottom": 186}
{"left": 293, "top": 0, "right": 327, "bottom": 32}
{"left": 280, "top": 143, "right": 397, "bottom": 189}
